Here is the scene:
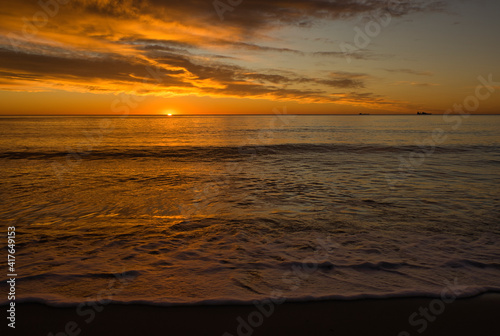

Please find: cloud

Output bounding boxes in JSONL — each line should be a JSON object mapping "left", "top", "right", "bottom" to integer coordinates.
{"left": 58, "top": 0, "right": 448, "bottom": 41}
{"left": 312, "top": 50, "right": 380, "bottom": 61}
{"left": 0, "top": 0, "right": 446, "bottom": 109}
{"left": 385, "top": 68, "right": 434, "bottom": 76}
{"left": 0, "top": 40, "right": 366, "bottom": 102}
{"left": 393, "top": 81, "right": 440, "bottom": 87}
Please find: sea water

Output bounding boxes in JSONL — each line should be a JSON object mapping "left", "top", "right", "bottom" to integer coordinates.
{"left": 1, "top": 115, "right": 499, "bottom": 305}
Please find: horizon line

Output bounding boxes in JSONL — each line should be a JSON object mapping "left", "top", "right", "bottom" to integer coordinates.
{"left": 1, "top": 113, "right": 499, "bottom": 117}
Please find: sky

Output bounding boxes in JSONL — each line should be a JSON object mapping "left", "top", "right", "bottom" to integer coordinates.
{"left": 0, "top": 0, "right": 499, "bottom": 115}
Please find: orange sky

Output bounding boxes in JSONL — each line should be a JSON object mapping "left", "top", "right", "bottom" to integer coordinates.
{"left": 0, "top": 0, "right": 499, "bottom": 115}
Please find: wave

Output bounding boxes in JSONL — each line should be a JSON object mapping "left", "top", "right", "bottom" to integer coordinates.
{"left": 4, "top": 258, "right": 497, "bottom": 285}
{"left": 442, "top": 260, "right": 500, "bottom": 270}
{"left": 6, "top": 270, "right": 141, "bottom": 282}
{"left": 1, "top": 144, "right": 497, "bottom": 160}
{"left": 277, "top": 260, "right": 428, "bottom": 271}
{"left": 3, "top": 287, "right": 500, "bottom": 308}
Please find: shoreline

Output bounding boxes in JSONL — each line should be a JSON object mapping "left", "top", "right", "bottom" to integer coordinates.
{"left": 8, "top": 293, "right": 499, "bottom": 335}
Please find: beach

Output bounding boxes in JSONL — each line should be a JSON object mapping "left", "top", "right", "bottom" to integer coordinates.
{"left": 12, "top": 294, "right": 500, "bottom": 335}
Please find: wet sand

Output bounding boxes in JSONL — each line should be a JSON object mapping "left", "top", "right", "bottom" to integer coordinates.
{"left": 11, "top": 294, "right": 499, "bottom": 335}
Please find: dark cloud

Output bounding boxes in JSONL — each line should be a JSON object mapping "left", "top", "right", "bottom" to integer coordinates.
{"left": 385, "top": 68, "right": 433, "bottom": 76}
{"left": 312, "top": 50, "right": 380, "bottom": 61}
{"left": 72, "top": 0, "right": 447, "bottom": 32}
{"left": 124, "top": 38, "right": 195, "bottom": 51}
{"left": 393, "top": 81, "right": 439, "bottom": 87}
{"left": 238, "top": 72, "right": 364, "bottom": 88}
{"left": 128, "top": 37, "right": 304, "bottom": 55}
{"left": 0, "top": 47, "right": 185, "bottom": 86}
{"left": 0, "top": 41, "right": 366, "bottom": 100}
{"left": 214, "top": 40, "right": 304, "bottom": 54}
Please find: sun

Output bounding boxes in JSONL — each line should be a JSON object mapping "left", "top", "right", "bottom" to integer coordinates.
{"left": 162, "top": 109, "right": 176, "bottom": 116}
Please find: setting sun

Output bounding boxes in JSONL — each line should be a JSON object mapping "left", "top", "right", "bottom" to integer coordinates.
{"left": 162, "top": 109, "right": 176, "bottom": 116}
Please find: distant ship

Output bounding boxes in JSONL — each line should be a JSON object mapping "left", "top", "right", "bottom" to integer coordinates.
{"left": 359, "top": 113, "right": 370, "bottom": 115}
{"left": 417, "top": 111, "right": 432, "bottom": 115}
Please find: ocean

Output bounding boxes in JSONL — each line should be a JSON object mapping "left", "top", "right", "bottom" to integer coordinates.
{"left": 1, "top": 114, "right": 499, "bottom": 306}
